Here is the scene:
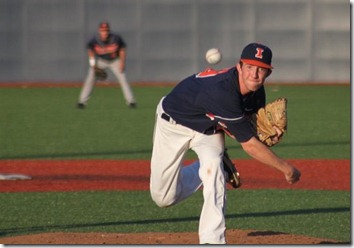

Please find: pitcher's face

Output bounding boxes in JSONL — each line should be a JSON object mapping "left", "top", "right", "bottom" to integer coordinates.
{"left": 237, "top": 62, "right": 270, "bottom": 93}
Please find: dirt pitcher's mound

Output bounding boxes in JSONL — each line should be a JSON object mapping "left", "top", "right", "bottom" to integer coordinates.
{"left": 0, "top": 229, "right": 343, "bottom": 245}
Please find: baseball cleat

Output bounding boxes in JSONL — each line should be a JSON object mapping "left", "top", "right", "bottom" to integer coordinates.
{"left": 77, "top": 103, "right": 85, "bottom": 109}
{"left": 128, "top": 102, "right": 137, "bottom": 108}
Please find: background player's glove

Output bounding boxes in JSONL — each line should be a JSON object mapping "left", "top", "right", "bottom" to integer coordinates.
{"left": 250, "top": 98, "right": 287, "bottom": 147}
{"left": 222, "top": 149, "right": 241, "bottom": 188}
{"left": 94, "top": 66, "right": 107, "bottom": 81}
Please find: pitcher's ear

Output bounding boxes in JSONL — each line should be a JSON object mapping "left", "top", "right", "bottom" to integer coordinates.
{"left": 267, "top": 69, "right": 272, "bottom": 77}
{"left": 236, "top": 62, "right": 242, "bottom": 73}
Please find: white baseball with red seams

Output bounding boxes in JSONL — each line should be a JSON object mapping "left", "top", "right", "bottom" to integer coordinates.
{"left": 205, "top": 48, "right": 222, "bottom": 64}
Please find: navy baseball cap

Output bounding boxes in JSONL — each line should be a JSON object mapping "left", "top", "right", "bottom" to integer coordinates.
{"left": 99, "top": 22, "right": 110, "bottom": 31}
{"left": 240, "top": 43, "right": 273, "bottom": 69}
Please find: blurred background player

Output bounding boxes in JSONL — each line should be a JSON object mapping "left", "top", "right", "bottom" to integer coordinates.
{"left": 77, "top": 22, "right": 137, "bottom": 109}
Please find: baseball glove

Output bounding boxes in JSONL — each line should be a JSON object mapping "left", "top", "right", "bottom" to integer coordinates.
{"left": 250, "top": 97, "right": 287, "bottom": 147}
{"left": 94, "top": 66, "right": 107, "bottom": 81}
{"left": 222, "top": 148, "right": 241, "bottom": 188}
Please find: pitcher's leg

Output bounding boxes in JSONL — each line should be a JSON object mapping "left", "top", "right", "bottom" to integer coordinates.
{"left": 150, "top": 100, "right": 201, "bottom": 207}
{"left": 78, "top": 68, "right": 96, "bottom": 105}
{"left": 192, "top": 133, "right": 227, "bottom": 244}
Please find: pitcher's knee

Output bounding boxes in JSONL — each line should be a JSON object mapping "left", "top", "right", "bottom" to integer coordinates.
{"left": 150, "top": 191, "right": 176, "bottom": 208}
{"left": 200, "top": 157, "right": 223, "bottom": 171}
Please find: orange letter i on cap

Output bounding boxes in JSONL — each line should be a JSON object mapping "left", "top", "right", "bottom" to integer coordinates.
{"left": 255, "top": 48, "right": 264, "bottom": 59}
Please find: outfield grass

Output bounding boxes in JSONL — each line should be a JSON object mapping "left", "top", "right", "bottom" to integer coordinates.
{"left": 1, "top": 86, "right": 167, "bottom": 160}
{"left": 0, "top": 84, "right": 351, "bottom": 243}
{"left": 0, "top": 84, "right": 350, "bottom": 160}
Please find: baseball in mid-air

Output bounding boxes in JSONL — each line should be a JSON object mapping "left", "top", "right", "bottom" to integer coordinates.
{"left": 205, "top": 48, "right": 222, "bottom": 65}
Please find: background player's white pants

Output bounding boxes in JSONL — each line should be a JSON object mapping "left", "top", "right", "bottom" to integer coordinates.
{"left": 150, "top": 98, "right": 227, "bottom": 244}
{"left": 78, "top": 58, "right": 136, "bottom": 106}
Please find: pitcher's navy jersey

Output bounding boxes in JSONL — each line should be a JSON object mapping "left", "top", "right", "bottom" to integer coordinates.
{"left": 162, "top": 67, "right": 265, "bottom": 142}
{"left": 88, "top": 34, "right": 126, "bottom": 61}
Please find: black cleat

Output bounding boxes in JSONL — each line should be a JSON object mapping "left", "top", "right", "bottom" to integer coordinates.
{"left": 77, "top": 103, "right": 85, "bottom": 109}
{"left": 222, "top": 148, "right": 241, "bottom": 188}
{"left": 128, "top": 102, "right": 137, "bottom": 108}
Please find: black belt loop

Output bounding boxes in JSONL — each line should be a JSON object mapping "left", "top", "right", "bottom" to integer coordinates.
{"left": 161, "top": 113, "right": 171, "bottom": 122}
{"left": 161, "top": 112, "right": 176, "bottom": 124}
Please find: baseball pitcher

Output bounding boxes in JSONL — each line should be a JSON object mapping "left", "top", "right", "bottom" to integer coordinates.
{"left": 150, "top": 43, "right": 301, "bottom": 244}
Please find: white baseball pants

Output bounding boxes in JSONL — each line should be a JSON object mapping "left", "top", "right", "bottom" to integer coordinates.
{"left": 150, "top": 98, "right": 227, "bottom": 244}
{"left": 78, "top": 58, "right": 136, "bottom": 106}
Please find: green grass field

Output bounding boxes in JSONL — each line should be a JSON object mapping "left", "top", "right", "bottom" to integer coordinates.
{"left": 0, "top": 84, "right": 351, "bottom": 242}
{"left": 0, "top": 84, "right": 350, "bottom": 160}
{"left": 0, "top": 190, "right": 350, "bottom": 241}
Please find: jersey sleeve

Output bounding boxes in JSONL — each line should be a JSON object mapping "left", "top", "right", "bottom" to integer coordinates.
{"left": 223, "top": 118, "right": 255, "bottom": 142}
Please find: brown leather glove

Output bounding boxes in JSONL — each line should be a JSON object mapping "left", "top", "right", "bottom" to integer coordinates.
{"left": 250, "top": 98, "right": 287, "bottom": 147}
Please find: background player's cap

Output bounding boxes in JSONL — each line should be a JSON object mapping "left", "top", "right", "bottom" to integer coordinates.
{"left": 240, "top": 43, "right": 273, "bottom": 69}
{"left": 99, "top": 22, "right": 110, "bottom": 31}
